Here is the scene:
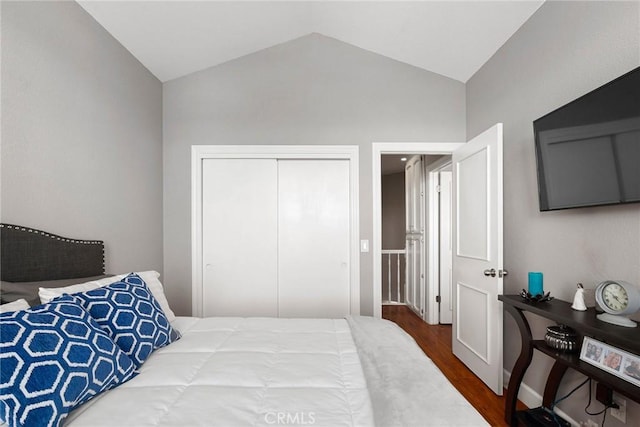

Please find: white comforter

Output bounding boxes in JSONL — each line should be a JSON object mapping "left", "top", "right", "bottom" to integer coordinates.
{"left": 61, "top": 316, "right": 487, "bottom": 427}
{"left": 64, "top": 317, "right": 373, "bottom": 426}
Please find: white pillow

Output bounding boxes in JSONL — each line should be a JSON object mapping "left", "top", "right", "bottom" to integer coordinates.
{"left": 0, "top": 298, "right": 30, "bottom": 313}
{"left": 38, "top": 271, "right": 176, "bottom": 322}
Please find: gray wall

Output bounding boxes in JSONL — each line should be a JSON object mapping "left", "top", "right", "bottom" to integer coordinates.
{"left": 382, "top": 172, "right": 406, "bottom": 250}
{"left": 466, "top": 1, "right": 640, "bottom": 425}
{"left": 1, "top": 1, "right": 163, "bottom": 275}
{"left": 163, "top": 33, "right": 466, "bottom": 316}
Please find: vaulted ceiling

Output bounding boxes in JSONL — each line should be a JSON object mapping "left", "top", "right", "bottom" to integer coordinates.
{"left": 77, "top": 1, "right": 544, "bottom": 83}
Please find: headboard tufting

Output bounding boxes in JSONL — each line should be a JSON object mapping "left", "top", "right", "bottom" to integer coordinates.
{"left": 0, "top": 223, "right": 105, "bottom": 282}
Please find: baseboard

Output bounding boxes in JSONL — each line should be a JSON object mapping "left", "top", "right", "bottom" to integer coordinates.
{"left": 503, "top": 369, "right": 579, "bottom": 427}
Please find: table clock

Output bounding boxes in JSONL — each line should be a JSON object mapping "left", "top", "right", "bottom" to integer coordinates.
{"left": 595, "top": 280, "right": 640, "bottom": 327}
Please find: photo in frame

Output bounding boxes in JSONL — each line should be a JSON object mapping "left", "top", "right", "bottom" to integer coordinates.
{"left": 580, "top": 337, "right": 640, "bottom": 387}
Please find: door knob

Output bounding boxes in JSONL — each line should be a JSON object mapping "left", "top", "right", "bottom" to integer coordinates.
{"left": 499, "top": 269, "right": 508, "bottom": 278}
{"left": 483, "top": 268, "right": 496, "bottom": 277}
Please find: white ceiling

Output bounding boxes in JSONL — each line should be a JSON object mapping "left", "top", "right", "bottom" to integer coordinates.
{"left": 77, "top": 0, "right": 544, "bottom": 83}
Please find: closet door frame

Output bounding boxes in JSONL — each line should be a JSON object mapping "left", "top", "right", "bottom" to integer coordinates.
{"left": 191, "top": 145, "right": 360, "bottom": 317}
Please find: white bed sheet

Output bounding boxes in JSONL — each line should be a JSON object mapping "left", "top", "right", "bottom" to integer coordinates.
{"left": 64, "top": 317, "right": 374, "bottom": 427}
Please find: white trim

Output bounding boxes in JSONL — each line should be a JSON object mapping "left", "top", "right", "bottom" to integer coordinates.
{"left": 192, "top": 147, "right": 203, "bottom": 317}
{"left": 372, "top": 142, "right": 464, "bottom": 318}
{"left": 425, "top": 157, "right": 453, "bottom": 324}
{"left": 192, "top": 145, "right": 360, "bottom": 318}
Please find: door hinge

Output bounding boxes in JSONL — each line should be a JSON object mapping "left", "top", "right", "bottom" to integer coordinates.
{"left": 435, "top": 185, "right": 441, "bottom": 193}
{"left": 436, "top": 295, "right": 441, "bottom": 303}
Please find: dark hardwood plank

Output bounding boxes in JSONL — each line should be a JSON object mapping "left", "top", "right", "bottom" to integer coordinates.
{"left": 382, "top": 305, "right": 527, "bottom": 426}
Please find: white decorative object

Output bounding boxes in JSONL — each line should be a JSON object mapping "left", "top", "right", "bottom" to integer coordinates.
{"left": 571, "top": 283, "right": 587, "bottom": 311}
{"left": 595, "top": 280, "right": 640, "bottom": 328}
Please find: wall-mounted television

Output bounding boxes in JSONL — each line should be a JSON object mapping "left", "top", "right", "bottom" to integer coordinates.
{"left": 534, "top": 67, "right": 640, "bottom": 211}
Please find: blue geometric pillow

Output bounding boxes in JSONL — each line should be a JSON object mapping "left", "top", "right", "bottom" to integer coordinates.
{"left": 0, "top": 298, "right": 137, "bottom": 427}
{"left": 67, "top": 273, "right": 180, "bottom": 368}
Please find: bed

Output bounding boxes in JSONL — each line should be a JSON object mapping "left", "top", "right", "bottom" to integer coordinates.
{"left": 0, "top": 224, "right": 488, "bottom": 427}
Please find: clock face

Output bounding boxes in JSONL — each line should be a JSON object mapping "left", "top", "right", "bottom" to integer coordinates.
{"left": 602, "top": 282, "right": 629, "bottom": 312}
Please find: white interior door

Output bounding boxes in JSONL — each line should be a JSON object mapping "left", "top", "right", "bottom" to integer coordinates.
{"left": 405, "top": 159, "right": 416, "bottom": 309}
{"left": 439, "top": 169, "right": 453, "bottom": 324}
{"left": 452, "top": 124, "right": 504, "bottom": 395}
{"left": 405, "top": 156, "right": 425, "bottom": 316}
{"left": 277, "top": 160, "right": 351, "bottom": 318}
{"left": 202, "top": 159, "right": 278, "bottom": 317}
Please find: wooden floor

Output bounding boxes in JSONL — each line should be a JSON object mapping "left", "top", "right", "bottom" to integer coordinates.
{"left": 383, "top": 305, "right": 526, "bottom": 426}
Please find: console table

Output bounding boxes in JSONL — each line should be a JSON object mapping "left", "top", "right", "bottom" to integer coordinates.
{"left": 499, "top": 294, "right": 640, "bottom": 426}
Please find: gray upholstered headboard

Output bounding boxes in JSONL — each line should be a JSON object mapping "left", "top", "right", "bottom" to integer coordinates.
{"left": 0, "top": 223, "right": 105, "bottom": 282}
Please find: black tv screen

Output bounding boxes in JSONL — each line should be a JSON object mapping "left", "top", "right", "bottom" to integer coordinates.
{"left": 534, "top": 67, "right": 640, "bottom": 211}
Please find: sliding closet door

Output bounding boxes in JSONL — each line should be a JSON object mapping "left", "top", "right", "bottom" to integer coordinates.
{"left": 201, "top": 159, "right": 278, "bottom": 317}
{"left": 277, "top": 160, "right": 351, "bottom": 318}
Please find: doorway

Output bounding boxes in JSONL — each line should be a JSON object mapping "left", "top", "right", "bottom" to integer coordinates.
{"left": 380, "top": 152, "right": 454, "bottom": 324}
{"left": 373, "top": 142, "right": 463, "bottom": 322}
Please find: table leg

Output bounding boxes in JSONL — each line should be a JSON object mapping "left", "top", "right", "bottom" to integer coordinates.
{"left": 503, "top": 304, "right": 534, "bottom": 427}
{"left": 543, "top": 361, "right": 569, "bottom": 407}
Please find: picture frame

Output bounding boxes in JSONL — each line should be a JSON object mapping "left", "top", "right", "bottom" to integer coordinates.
{"left": 580, "top": 336, "right": 640, "bottom": 387}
